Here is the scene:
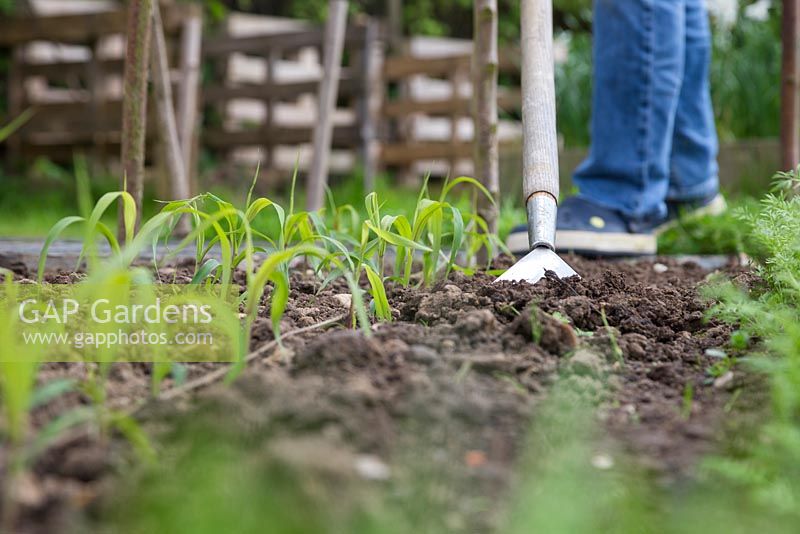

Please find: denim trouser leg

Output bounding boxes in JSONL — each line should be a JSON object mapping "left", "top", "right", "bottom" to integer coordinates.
{"left": 668, "top": 0, "right": 719, "bottom": 201}
{"left": 573, "top": 0, "right": 717, "bottom": 221}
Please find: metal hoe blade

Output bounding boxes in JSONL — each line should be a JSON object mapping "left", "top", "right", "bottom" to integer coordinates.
{"left": 496, "top": 246, "right": 578, "bottom": 285}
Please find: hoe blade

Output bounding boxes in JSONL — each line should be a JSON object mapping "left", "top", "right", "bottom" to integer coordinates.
{"left": 496, "top": 246, "right": 578, "bottom": 285}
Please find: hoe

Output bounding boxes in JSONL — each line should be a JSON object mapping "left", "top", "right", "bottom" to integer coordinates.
{"left": 497, "top": 0, "right": 578, "bottom": 284}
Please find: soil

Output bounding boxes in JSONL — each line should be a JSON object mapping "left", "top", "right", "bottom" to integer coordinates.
{"left": 4, "top": 255, "right": 749, "bottom": 533}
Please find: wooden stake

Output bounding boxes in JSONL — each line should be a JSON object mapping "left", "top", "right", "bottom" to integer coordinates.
{"left": 387, "top": 0, "right": 403, "bottom": 53}
{"left": 176, "top": 5, "right": 203, "bottom": 187}
{"left": 150, "top": 3, "right": 192, "bottom": 234}
{"left": 357, "top": 18, "right": 382, "bottom": 193}
{"left": 6, "top": 48, "right": 24, "bottom": 168}
{"left": 473, "top": 0, "right": 500, "bottom": 262}
{"left": 120, "top": 0, "right": 154, "bottom": 237}
{"left": 307, "top": 0, "right": 349, "bottom": 211}
{"left": 781, "top": 0, "right": 800, "bottom": 170}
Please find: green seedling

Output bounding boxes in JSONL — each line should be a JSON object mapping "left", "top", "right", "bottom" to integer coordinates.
{"left": 0, "top": 269, "right": 94, "bottom": 529}
{"left": 700, "top": 168, "right": 800, "bottom": 517}
{"left": 600, "top": 307, "right": 624, "bottom": 364}
{"left": 681, "top": 382, "right": 694, "bottom": 420}
{"left": 0, "top": 108, "right": 35, "bottom": 143}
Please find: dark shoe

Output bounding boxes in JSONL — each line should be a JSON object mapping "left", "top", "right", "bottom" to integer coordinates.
{"left": 507, "top": 196, "right": 661, "bottom": 257}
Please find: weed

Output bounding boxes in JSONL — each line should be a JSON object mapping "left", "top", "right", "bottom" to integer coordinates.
{"left": 701, "top": 168, "right": 800, "bottom": 517}
{"left": 681, "top": 382, "right": 694, "bottom": 420}
{"left": 600, "top": 307, "right": 623, "bottom": 364}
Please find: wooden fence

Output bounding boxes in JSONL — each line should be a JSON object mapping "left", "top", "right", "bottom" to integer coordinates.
{"left": 0, "top": 3, "right": 203, "bottom": 174}
{"left": 201, "top": 14, "right": 382, "bottom": 186}
{"left": 381, "top": 42, "right": 522, "bottom": 181}
{"left": 1, "top": 10, "right": 532, "bottom": 187}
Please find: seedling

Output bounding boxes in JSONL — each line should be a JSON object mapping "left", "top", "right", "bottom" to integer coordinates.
{"left": 600, "top": 307, "right": 624, "bottom": 364}
{"left": 681, "top": 383, "right": 694, "bottom": 420}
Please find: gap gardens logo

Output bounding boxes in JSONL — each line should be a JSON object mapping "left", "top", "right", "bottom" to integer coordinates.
{"left": 1, "top": 284, "right": 241, "bottom": 363}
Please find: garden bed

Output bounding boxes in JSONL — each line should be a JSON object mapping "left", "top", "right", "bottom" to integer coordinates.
{"left": 8, "top": 254, "right": 750, "bottom": 533}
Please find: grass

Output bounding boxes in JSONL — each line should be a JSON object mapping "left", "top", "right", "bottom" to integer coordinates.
{"left": 0, "top": 155, "right": 765, "bottom": 260}
{"left": 657, "top": 196, "right": 756, "bottom": 256}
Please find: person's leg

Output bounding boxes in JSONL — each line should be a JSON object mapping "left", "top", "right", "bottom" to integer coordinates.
{"left": 667, "top": 0, "right": 720, "bottom": 205}
{"left": 508, "top": 0, "right": 692, "bottom": 256}
{"left": 572, "top": 0, "right": 686, "bottom": 223}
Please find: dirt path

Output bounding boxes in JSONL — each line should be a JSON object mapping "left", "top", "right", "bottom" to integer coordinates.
{"left": 11, "top": 256, "right": 743, "bottom": 533}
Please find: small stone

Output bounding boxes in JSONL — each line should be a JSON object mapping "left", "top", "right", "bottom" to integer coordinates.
{"left": 653, "top": 263, "right": 669, "bottom": 274}
{"left": 355, "top": 455, "right": 391, "bottom": 481}
{"left": 18, "top": 278, "right": 37, "bottom": 284}
{"left": 333, "top": 293, "right": 352, "bottom": 308}
{"left": 591, "top": 453, "right": 614, "bottom": 470}
{"left": 713, "top": 371, "right": 734, "bottom": 389}
{"left": 705, "top": 348, "right": 728, "bottom": 359}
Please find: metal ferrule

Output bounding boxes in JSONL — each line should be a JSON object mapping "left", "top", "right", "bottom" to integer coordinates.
{"left": 526, "top": 193, "right": 557, "bottom": 250}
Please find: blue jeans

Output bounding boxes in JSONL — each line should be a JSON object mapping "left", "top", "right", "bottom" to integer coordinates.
{"left": 573, "top": 0, "right": 719, "bottom": 222}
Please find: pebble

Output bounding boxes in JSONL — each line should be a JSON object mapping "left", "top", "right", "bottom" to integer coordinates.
{"left": 355, "top": 455, "right": 391, "bottom": 481}
{"left": 713, "top": 371, "right": 735, "bottom": 389}
{"left": 591, "top": 453, "right": 615, "bottom": 470}
{"left": 653, "top": 263, "right": 669, "bottom": 274}
{"left": 333, "top": 293, "right": 352, "bottom": 308}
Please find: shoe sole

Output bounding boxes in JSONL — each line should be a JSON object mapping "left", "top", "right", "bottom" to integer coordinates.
{"left": 507, "top": 229, "right": 657, "bottom": 257}
{"left": 655, "top": 194, "right": 727, "bottom": 234}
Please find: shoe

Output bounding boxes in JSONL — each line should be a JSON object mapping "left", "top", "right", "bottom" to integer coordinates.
{"left": 657, "top": 192, "right": 727, "bottom": 233}
{"left": 507, "top": 196, "right": 661, "bottom": 257}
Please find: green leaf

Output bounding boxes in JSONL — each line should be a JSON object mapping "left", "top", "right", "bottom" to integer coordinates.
{"left": 109, "top": 412, "right": 156, "bottom": 464}
{"left": 364, "top": 264, "right": 392, "bottom": 322}
{"left": 0, "top": 107, "right": 36, "bottom": 142}
{"left": 191, "top": 258, "right": 222, "bottom": 284}
{"left": 446, "top": 205, "right": 465, "bottom": 278}
{"left": 441, "top": 176, "right": 495, "bottom": 205}
{"left": 365, "top": 220, "right": 432, "bottom": 251}
{"left": 269, "top": 271, "right": 290, "bottom": 343}
{"left": 38, "top": 215, "right": 85, "bottom": 282}
{"left": 26, "top": 407, "right": 95, "bottom": 464}
{"left": 30, "top": 378, "right": 77, "bottom": 409}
